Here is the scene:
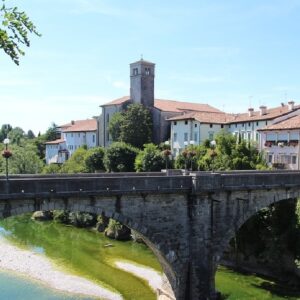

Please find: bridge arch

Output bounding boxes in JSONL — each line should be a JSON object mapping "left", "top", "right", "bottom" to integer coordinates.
{"left": 0, "top": 194, "right": 182, "bottom": 299}
{"left": 215, "top": 188, "right": 300, "bottom": 258}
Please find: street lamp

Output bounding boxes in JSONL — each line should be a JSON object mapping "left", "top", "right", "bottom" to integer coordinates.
{"left": 2, "top": 138, "right": 12, "bottom": 181}
{"left": 210, "top": 140, "right": 217, "bottom": 172}
{"left": 163, "top": 141, "right": 171, "bottom": 170}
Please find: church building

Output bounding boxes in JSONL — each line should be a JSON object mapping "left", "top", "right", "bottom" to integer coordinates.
{"left": 98, "top": 59, "right": 221, "bottom": 147}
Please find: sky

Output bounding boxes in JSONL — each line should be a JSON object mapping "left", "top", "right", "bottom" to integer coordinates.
{"left": 1, "top": 0, "right": 300, "bottom": 135}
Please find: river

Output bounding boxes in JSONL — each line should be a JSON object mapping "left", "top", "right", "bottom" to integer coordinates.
{"left": 0, "top": 214, "right": 299, "bottom": 300}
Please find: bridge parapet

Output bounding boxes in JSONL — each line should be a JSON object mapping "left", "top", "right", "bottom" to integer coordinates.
{"left": 192, "top": 170, "right": 300, "bottom": 192}
{"left": 0, "top": 175, "right": 192, "bottom": 200}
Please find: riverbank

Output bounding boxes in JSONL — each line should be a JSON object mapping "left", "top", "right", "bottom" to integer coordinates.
{"left": 0, "top": 237, "right": 122, "bottom": 300}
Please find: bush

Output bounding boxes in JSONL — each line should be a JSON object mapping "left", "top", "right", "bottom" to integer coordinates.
{"left": 135, "top": 143, "right": 165, "bottom": 172}
{"left": 104, "top": 142, "right": 138, "bottom": 172}
{"left": 85, "top": 147, "right": 105, "bottom": 172}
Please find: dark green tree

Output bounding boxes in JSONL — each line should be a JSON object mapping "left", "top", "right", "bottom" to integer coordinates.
{"left": 135, "top": 143, "right": 165, "bottom": 172}
{"left": 85, "top": 147, "right": 105, "bottom": 172}
{"left": 119, "top": 104, "right": 153, "bottom": 148}
{"left": 44, "top": 123, "right": 58, "bottom": 141}
{"left": 104, "top": 142, "right": 138, "bottom": 172}
{"left": 108, "top": 112, "right": 124, "bottom": 142}
{"left": 0, "top": 123, "right": 12, "bottom": 142}
{"left": 26, "top": 129, "right": 35, "bottom": 139}
{"left": 0, "top": 0, "right": 40, "bottom": 65}
{"left": 60, "top": 147, "right": 88, "bottom": 174}
{"left": 8, "top": 126, "right": 25, "bottom": 145}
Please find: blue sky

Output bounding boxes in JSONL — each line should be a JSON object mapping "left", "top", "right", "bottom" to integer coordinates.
{"left": 2, "top": 0, "right": 300, "bottom": 134}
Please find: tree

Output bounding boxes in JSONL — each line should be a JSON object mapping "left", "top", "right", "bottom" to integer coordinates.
{"left": 104, "top": 142, "right": 138, "bottom": 172}
{"left": 0, "top": 0, "right": 40, "bottom": 65}
{"left": 135, "top": 143, "right": 164, "bottom": 172}
{"left": 60, "top": 147, "right": 88, "bottom": 173}
{"left": 85, "top": 147, "right": 105, "bottom": 172}
{"left": 109, "top": 104, "right": 153, "bottom": 148}
{"left": 26, "top": 129, "right": 35, "bottom": 139}
{"left": 8, "top": 126, "right": 25, "bottom": 145}
{"left": 44, "top": 123, "right": 58, "bottom": 141}
{"left": 0, "top": 123, "right": 12, "bottom": 142}
{"left": 8, "top": 145, "right": 43, "bottom": 174}
{"left": 108, "top": 112, "right": 124, "bottom": 142}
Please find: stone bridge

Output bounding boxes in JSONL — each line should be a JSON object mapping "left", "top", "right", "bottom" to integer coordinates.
{"left": 0, "top": 170, "right": 300, "bottom": 300}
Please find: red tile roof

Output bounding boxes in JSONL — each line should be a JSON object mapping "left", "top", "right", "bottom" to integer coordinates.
{"left": 168, "top": 111, "right": 228, "bottom": 124}
{"left": 101, "top": 96, "right": 131, "bottom": 107}
{"left": 45, "top": 138, "right": 65, "bottom": 145}
{"left": 154, "top": 99, "right": 222, "bottom": 113}
{"left": 258, "top": 114, "right": 300, "bottom": 131}
{"left": 62, "top": 119, "right": 97, "bottom": 133}
{"left": 227, "top": 104, "right": 300, "bottom": 123}
{"left": 101, "top": 96, "right": 221, "bottom": 113}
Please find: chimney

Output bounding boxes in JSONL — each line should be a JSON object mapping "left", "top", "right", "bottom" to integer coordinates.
{"left": 288, "top": 100, "right": 295, "bottom": 111}
{"left": 248, "top": 108, "right": 254, "bottom": 117}
{"left": 71, "top": 120, "right": 75, "bottom": 125}
{"left": 259, "top": 105, "right": 267, "bottom": 116}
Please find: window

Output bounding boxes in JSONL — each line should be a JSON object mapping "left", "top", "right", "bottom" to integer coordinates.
{"left": 71, "top": 133, "right": 73, "bottom": 138}
{"left": 209, "top": 132, "right": 214, "bottom": 140}
{"left": 174, "top": 133, "right": 177, "bottom": 142}
{"left": 235, "top": 124, "right": 237, "bottom": 128}
{"left": 256, "top": 132, "right": 259, "bottom": 141}
{"left": 256, "top": 121, "right": 259, "bottom": 126}
{"left": 268, "top": 154, "right": 273, "bottom": 163}
{"left": 247, "top": 132, "right": 251, "bottom": 140}
{"left": 221, "top": 124, "right": 224, "bottom": 128}
{"left": 78, "top": 133, "right": 80, "bottom": 137}
{"left": 292, "top": 155, "right": 297, "bottom": 164}
{"left": 93, "top": 135, "right": 95, "bottom": 143}
{"left": 184, "top": 132, "right": 188, "bottom": 142}
{"left": 194, "top": 132, "right": 198, "bottom": 142}
{"left": 106, "top": 113, "right": 109, "bottom": 124}
{"left": 106, "top": 131, "right": 109, "bottom": 141}
{"left": 145, "top": 67, "right": 151, "bottom": 75}
{"left": 185, "top": 120, "right": 188, "bottom": 125}
{"left": 242, "top": 123, "right": 245, "bottom": 127}
{"left": 194, "top": 123, "right": 197, "bottom": 128}
{"left": 265, "top": 121, "right": 268, "bottom": 125}
{"left": 248, "top": 122, "right": 251, "bottom": 127}
{"left": 229, "top": 124, "right": 231, "bottom": 128}
{"left": 174, "top": 121, "right": 177, "bottom": 126}
{"left": 133, "top": 68, "right": 138, "bottom": 75}
{"left": 210, "top": 124, "right": 213, "bottom": 128}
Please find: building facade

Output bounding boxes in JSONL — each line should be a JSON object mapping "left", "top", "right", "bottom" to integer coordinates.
{"left": 98, "top": 59, "right": 222, "bottom": 147}
{"left": 45, "top": 119, "right": 97, "bottom": 164}
{"left": 258, "top": 114, "right": 300, "bottom": 170}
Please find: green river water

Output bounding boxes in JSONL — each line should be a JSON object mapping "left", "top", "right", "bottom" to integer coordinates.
{"left": 0, "top": 214, "right": 299, "bottom": 300}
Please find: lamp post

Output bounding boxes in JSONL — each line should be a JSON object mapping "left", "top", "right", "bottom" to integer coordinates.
{"left": 210, "top": 140, "right": 217, "bottom": 172}
{"left": 189, "top": 140, "right": 195, "bottom": 170}
{"left": 163, "top": 141, "right": 171, "bottom": 171}
{"left": 2, "top": 138, "right": 12, "bottom": 181}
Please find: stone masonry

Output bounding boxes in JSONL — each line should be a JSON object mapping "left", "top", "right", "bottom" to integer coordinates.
{"left": 1, "top": 170, "right": 300, "bottom": 299}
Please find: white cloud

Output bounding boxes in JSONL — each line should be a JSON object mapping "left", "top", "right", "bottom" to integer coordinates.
{"left": 112, "top": 80, "right": 129, "bottom": 90}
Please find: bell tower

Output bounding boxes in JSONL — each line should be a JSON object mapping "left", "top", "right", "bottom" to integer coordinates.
{"left": 130, "top": 58, "right": 155, "bottom": 108}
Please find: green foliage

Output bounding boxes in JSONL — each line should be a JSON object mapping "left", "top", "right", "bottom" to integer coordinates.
{"left": 104, "top": 142, "right": 138, "bottom": 172}
{"left": 135, "top": 143, "right": 165, "bottom": 172}
{"left": 197, "top": 132, "right": 267, "bottom": 171}
{"left": 26, "top": 129, "right": 35, "bottom": 139}
{"left": 84, "top": 147, "right": 105, "bottom": 172}
{"left": 60, "top": 147, "right": 88, "bottom": 173}
{"left": 0, "top": 0, "right": 40, "bottom": 65}
{"left": 42, "top": 163, "right": 61, "bottom": 174}
{"left": 0, "top": 123, "right": 12, "bottom": 142}
{"left": 7, "top": 144, "right": 43, "bottom": 174}
{"left": 44, "top": 123, "right": 58, "bottom": 142}
{"left": 233, "top": 200, "right": 300, "bottom": 272}
{"left": 108, "top": 112, "right": 124, "bottom": 142}
{"left": 109, "top": 104, "right": 153, "bottom": 148}
{"left": 8, "top": 126, "right": 25, "bottom": 145}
